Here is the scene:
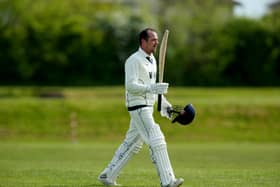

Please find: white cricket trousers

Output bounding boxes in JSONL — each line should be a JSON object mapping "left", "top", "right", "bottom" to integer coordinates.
{"left": 101, "top": 106, "right": 175, "bottom": 186}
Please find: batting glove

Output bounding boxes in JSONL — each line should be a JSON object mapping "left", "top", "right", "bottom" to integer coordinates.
{"left": 160, "top": 96, "right": 172, "bottom": 120}
{"left": 147, "top": 83, "right": 169, "bottom": 94}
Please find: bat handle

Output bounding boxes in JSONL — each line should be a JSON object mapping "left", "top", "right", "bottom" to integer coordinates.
{"left": 157, "top": 94, "right": 162, "bottom": 112}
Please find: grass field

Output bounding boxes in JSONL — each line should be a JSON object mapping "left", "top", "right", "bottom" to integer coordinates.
{"left": 0, "top": 86, "right": 279, "bottom": 186}
{"left": 0, "top": 142, "right": 279, "bottom": 187}
{"left": 0, "top": 86, "right": 279, "bottom": 142}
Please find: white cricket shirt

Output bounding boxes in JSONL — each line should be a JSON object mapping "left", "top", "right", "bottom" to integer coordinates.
{"left": 125, "top": 47, "right": 157, "bottom": 107}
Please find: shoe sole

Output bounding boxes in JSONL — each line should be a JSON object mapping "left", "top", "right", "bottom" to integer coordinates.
{"left": 98, "top": 177, "right": 120, "bottom": 186}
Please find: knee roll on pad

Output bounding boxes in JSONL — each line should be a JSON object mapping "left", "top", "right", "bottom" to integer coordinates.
{"left": 133, "top": 141, "right": 143, "bottom": 154}
{"left": 119, "top": 139, "right": 142, "bottom": 155}
{"left": 149, "top": 125, "right": 166, "bottom": 150}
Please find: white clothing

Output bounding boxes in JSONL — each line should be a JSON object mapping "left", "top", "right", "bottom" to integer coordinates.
{"left": 100, "top": 107, "right": 175, "bottom": 186}
{"left": 125, "top": 47, "right": 157, "bottom": 107}
{"left": 99, "top": 47, "right": 177, "bottom": 187}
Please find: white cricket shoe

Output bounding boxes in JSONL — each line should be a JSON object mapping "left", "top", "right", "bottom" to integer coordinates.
{"left": 164, "top": 178, "right": 184, "bottom": 187}
{"left": 98, "top": 173, "right": 120, "bottom": 186}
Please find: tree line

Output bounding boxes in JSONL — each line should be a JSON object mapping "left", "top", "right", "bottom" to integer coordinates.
{"left": 0, "top": 0, "right": 279, "bottom": 86}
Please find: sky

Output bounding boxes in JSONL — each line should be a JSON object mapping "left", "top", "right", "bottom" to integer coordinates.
{"left": 234, "top": 0, "right": 277, "bottom": 18}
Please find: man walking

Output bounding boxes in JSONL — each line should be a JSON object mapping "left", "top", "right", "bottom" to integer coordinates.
{"left": 98, "top": 28, "right": 184, "bottom": 187}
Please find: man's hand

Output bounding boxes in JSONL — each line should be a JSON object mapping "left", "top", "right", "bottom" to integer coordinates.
{"left": 160, "top": 96, "right": 172, "bottom": 120}
{"left": 147, "top": 83, "right": 169, "bottom": 94}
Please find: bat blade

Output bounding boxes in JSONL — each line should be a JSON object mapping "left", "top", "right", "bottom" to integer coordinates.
{"left": 157, "top": 29, "right": 169, "bottom": 112}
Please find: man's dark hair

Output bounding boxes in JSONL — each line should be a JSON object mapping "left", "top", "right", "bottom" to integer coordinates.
{"left": 139, "top": 28, "right": 156, "bottom": 45}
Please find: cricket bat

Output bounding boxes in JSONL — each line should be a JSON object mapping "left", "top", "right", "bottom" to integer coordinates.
{"left": 157, "top": 29, "right": 169, "bottom": 112}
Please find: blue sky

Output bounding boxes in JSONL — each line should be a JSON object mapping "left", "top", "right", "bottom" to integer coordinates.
{"left": 234, "top": 0, "right": 277, "bottom": 18}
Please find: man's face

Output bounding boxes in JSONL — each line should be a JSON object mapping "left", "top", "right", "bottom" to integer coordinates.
{"left": 142, "top": 31, "right": 159, "bottom": 55}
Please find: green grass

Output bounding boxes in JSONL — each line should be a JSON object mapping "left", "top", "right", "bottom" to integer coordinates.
{"left": 0, "top": 86, "right": 280, "bottom": 142}
{"left": 0, "top": 142, "right": 279, "bottom": 187}
{"left": 0, "top": 87, "right": 279, "bottom": 186}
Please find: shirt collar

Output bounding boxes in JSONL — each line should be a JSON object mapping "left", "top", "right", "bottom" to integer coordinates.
{"left": 138, "top": 47, "right": 154, "bottom": 59}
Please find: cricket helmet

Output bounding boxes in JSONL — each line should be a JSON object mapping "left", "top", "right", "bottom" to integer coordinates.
{"left": 171, "top": 104, "right": 195, "bottom": 125}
